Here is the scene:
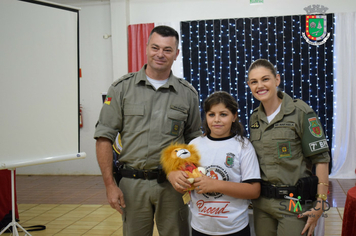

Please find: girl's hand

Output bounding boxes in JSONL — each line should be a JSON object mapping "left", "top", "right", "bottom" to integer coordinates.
{"left": 193, "top": 175, "right": 217, "bottom": 194}
{"left": 167, "top": 170, "right": 191, "bottom": 194}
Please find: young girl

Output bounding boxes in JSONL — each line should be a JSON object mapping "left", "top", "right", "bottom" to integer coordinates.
{"left": 170, "top": 91, "right": 261, "bottom": 236}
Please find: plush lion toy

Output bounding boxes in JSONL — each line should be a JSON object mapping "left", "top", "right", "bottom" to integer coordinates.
{"left": 160, "top": 143, "right": 206, "bottom": 191}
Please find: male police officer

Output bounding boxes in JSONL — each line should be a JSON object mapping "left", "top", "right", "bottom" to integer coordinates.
{"left": 94, "top": 25, "right": 201, "bottom": 236}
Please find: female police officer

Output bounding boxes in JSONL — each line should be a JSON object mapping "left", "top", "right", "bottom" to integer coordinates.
{"left": 247, "top": 59, "right": 330, "bottom": 236}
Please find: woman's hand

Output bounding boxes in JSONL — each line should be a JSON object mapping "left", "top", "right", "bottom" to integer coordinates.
{"left": 298, "top": 162, "right": 329, "bottom": 235}
{"left": 298, "top": 200, "right": 325, "bottom": 236}
{"left": 167, "top": 170, "right": 192, "bottom": 194}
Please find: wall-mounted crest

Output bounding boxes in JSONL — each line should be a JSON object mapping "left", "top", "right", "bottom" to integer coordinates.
{"left": 302, "top": 5, "right": 330, "bottom": 46}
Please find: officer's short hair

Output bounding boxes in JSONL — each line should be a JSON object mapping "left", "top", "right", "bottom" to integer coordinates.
{"left": 148, "top": 25, "right": 179, "bottom": 49}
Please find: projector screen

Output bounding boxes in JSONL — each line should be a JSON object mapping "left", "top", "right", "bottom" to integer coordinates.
{"left": 0, "top": 0, "right": 85, "bottom": 170}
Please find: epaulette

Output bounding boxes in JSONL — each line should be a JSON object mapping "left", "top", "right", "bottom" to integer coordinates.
{"left": 252, "top": 107, "right": 259, "bottom": 113}
{"left": 177, "top": 78, "right": 198, "bottom": 95}
{"left": 293, "top": 99, "right": 313, "bottom": 114}
{"left": 112, "top": 72, "right": 135, "bottom": 87}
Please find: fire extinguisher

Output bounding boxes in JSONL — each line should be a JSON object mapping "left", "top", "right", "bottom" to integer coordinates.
{"left": 80, "top": 105, "right": 83, "bottom": 128}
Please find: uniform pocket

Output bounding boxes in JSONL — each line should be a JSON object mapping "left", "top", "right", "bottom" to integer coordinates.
{"left": 124, "top": 106, "right": 144, "bottom": 116}
{"left": 167, "top": 107, "right": 188, "bottom": 121}
{"left": 271, "top": 127, "right": 297, "bottom": 140}
{"left": 123, "top": 104, "right": 144, "bottom": 132}
{"left": 165, "top": 106, "right": 188, "bottom": 136}
{"left": 249, "top": 130, "right": 261, "bottom": 142}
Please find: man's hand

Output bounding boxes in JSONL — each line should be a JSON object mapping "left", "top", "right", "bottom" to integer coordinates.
{"left": 96, "top": 138, "right": 126, "bottom": 213}
{"left": 106, "top": 184, "right": 126, "bottom": 214}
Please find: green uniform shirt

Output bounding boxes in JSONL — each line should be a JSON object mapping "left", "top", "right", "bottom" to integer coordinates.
{"left": 94, "top": 65, "right": 202, "bottom": 170}
{"left": 249, "top": 92, "right": 330, "bottom": 186}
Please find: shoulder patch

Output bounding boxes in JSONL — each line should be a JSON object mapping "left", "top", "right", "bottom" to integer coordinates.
{"left": 112, "top": 73, "right": 135, "bottom": 87}
{"left": 293, "top": 99, "right": 313, "bottom": 114}
{"left": 177, "top": 78, "right": 198, "bottom": 95}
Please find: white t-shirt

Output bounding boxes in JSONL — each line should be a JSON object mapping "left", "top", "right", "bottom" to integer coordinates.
{"left": 189, "top": 135, "right": 261, "bottom": 235}
{"left": 267, "top": 103, "right": 281, "bottom": 123}
{"left": 146, "top": 76, "right": 168, "bottom": 89}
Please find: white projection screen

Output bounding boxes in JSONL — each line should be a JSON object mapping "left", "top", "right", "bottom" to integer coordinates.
{"left": 0, "top": 0, "right": 86, "bottom": 171}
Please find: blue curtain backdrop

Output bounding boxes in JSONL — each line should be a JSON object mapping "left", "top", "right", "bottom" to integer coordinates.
{"left": 181, "top": 14, "right": 334, "bottom": 150}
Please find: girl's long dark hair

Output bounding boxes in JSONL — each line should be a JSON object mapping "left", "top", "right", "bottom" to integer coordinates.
{"left": 202, "top": 91, "right": 245, "bottom": 141}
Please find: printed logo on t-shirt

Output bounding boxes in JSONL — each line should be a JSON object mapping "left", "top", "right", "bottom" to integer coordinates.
{"left": 203, "top": 165, "right": 229, "bottom": 199}
{"left": 195, "top": 199, "right": 230, "bottom": 218}
{"left": 224, "top": 153, "right": 235, "bottom": 168}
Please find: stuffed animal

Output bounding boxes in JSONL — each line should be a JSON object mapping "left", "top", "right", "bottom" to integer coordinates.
{"left": 160, "top": 143, "right": 206, "bottom": 191}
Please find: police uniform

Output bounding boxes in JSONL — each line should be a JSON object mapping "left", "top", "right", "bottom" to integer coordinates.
{"left": 94, "top": 65, "right": 202, "bottom": 236}
{"left": 249, "top": 91, "right": 330, "bottom": 236}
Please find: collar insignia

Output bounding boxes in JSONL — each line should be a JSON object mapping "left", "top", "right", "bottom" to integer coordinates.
{"left": 250, "top": 121, "right": 260, "bottom": 129}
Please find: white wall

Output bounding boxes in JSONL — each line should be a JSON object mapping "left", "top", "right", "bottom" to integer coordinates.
{"left": 18, "top": 0, "right": 356, "bottom": 175}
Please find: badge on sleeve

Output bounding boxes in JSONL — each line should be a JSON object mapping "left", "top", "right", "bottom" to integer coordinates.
{"left": 308, "top": 117, "right": 322, "bottom": 138}
{"left": 104, "top": 96, "right": 112, "bottom": 105}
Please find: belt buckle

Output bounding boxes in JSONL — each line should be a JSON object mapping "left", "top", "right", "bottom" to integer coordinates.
{"left": 278, "top": 188, "right": 289, "bottom": 196}
{"left": 278, "top": 186, "right": 291, "bottom": 198}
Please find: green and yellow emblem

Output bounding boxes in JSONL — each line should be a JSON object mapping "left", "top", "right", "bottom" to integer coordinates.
{"left": 225, "top": 153, "right": 235, "bottom": 168}
{"left": 302, "top": 15, "right": 330, "bottom": 46}
{"left": 306, "top": 15, "right": 326, "bottom": 40}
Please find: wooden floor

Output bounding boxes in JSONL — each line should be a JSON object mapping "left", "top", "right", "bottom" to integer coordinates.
{"left": 1, "top": 175, "right": 355, "bottom": 236}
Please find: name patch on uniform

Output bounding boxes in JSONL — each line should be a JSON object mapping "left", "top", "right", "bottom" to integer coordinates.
{"left": 274, "top": 123, "right": 295, "bottom": 128}
{"left": 308, "top": 117, "right": 322, "bottom": 138}
{"left": 309, "top": 139, "right": 328, "bottom": 152}
{"left": 170, "top": 105, "right": 187, "bottom": 113}
{"left": 250, "top": 121, "right": 260, "bottom": 129}
{"left": 224, "top": 153, "right": 235, "bottom": 168}
{"left": 278, "top": 142, "right": 292, "bottom": 158}
{"left": 170, "top": 120, "right": 181, "bottom": 136}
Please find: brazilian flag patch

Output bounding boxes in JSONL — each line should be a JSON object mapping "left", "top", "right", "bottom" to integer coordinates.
{"left": 308, "top": 117, "right": 322, "bottom": 138}
{"left": 170, "top": 120, "right": 181, "bottom": 136}
{"left": 278, "top": 142, "right": 292, "bottom": 158}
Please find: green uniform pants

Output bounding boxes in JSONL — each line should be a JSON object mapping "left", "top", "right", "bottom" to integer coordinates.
{"left": 120, "top": 177, "right": 190, "bottom": 236}
{"left": 252, "top": 196, "right": 309, "bottom": 236}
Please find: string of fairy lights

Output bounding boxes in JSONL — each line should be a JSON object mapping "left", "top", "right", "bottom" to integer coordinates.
{"left": 181, "top": 14, "right": 334, "bottom": 147}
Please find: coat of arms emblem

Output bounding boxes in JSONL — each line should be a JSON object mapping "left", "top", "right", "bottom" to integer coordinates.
{"left": 225, "top": 153, "right": 235, "bottom": 168}
{"left": 302, "top": 5, "right": 330, "bottom": 46}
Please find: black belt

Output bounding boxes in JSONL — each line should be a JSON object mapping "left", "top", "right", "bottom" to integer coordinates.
{"left": 120, "top": 168, "right": 160, "bottom": 180}
{"left": 261, "top": 183, "right": 297, "bottom": 199}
